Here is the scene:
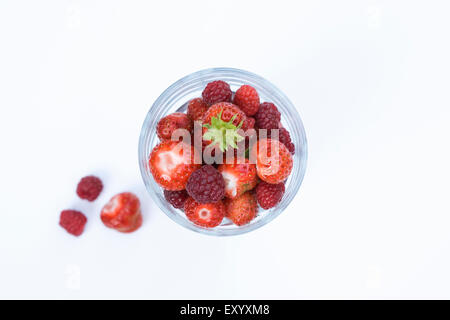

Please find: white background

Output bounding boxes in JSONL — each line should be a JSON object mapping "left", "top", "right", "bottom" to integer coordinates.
{"left": 1, "top": 0, "right": 450, "bottom": 299}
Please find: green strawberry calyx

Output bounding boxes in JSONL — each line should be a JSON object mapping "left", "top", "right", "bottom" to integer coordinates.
{"left": 203, "top": 111, "right": 244, "bottom": 152}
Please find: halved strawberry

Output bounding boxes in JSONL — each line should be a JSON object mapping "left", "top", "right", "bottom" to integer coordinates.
{"left": 218, "top": 159, "right": 258, "bottom": 199}
{"left": 251, "top": 138, "right": 293, "bottom": 184}
{"left": 202, "top": 102, "right": 247, "bottom": 152}
{"left": 149, "top": 140, "right": 201, "bottom": 190}
{"left": 223, "top": 191, "right": 258, "bottom": 226}
{"left": 184, "top": 197, "right": 225, "bottom": 228}
{"left": 156, "top": 112, "right": 193, "bottom": 141}
{"left": 100, "top": 192, "right": 142, "bottom": 233}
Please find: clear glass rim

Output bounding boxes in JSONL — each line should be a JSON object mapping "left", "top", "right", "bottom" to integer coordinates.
{"left": 138, "top": 67, "right": 308, "bottom": 236}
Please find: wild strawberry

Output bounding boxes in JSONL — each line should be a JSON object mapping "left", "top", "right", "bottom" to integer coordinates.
{"left": 202, "top": 102, "right": 247, "bottom": 152}
{"left": 233, "top": 85, "right": 260, "bottom": 116}
{"left": 100, "top": 192, "right": 142, "bottom": 233}
{"left": 223, "top": 192, "right": 258, "bottom": 226}
{"left": 156, "top": 112, "right": 193, "bottom": 141}
{"left": 255, "top": 181, "right": 285, "bottom": 209}
{"left": 218, "top": 159, "right": 258, "bottom": 199}
{"left": 255, "top": 102, "right": 281, "bottom": 129}
{"left": 202, "top": 80, "right": 232, "bottom": 105}
{"left": 184, "top": 197, "right": 225, "bottom": 228}
{"left": 149, "top": 140, "right": 201, "bottom": 190}
{"left": 251, "top": 138, "right": 293, "bottom": 184}
{"left": 187, "top": 98, "right": 208, "bottom": 121}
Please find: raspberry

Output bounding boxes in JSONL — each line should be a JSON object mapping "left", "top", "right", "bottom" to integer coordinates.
{"left": 186, "top": 165, "right": 225, "bottom": 203}
{"left": 59, "top": 210, "right": 87, "bottom": 236}
{"left": 187, "top": 98, "right": 209, "bottom": 121}
{"left": 255, "top": 102, "right": 281, "bottom": 129}
{"left": 202, "top": 80, "right": 232, "bottom": 105}
{"left": 76, "top": 176, "right": 103, "bottom": 201}
{"left": 255, "top": 181, "right": 285, "bottom": 209}
{"left": 265, "top": 127, "right": 295, "bottom": 154}
{"left": 184, "top": 197, "right": 225, "bottom": 228}
{"left": 164, "top": 189, "right": 189, "bottom": 209}
{"left": 278, "top": 128, "right": 295, "bottom": 154}
{"left": 233, "top": 85, "right": 260, "bottom": 116}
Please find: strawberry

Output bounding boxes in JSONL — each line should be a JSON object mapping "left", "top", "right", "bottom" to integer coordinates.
{"left": 251, "top": 138, "right": 293, "bottom": 184}
{"left": 218, "top": 159, "right": 258, "bottom": 199}
{"left": 223, "top": 192, "right": 258, "bottom": 226}
{"left": 187, "top": 98, "right": 208, "bottom": 121}
{"left": 100, "top": 192, "right": 142, "bottom": 233}
{"left": 149, "top": 140, "right": 201, "bottom": 190}
{"left": 156, "top": 112, "right": 193, "bottom": 141}
{"left": 233, "top": 85, "right": 260, "bottom": 116}
{"left": 202, "top": 102, "right": 247, "bottom": 152}
{"left": 184, "top": 197, "right": 225, "bottom": 228}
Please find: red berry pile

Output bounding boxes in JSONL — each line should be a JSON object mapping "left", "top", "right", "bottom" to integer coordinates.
{"left": 59, "top": 175, "right": 143, "bottom": 236}
{"left": 149, "top": 80, "right": 296, "bottom": 229}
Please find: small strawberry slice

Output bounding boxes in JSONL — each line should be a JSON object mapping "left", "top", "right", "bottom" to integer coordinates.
{"left": 100, "top": 192, "right": 142, "bottom": 233}
{"left": 218, "top": 159, "right": 258, "bottom": 199}
{"left": 202, "top": 102, "right": 247, "bottom": 152}
{"left": 149, "top": 140, "right": 201, "bottom": 190}
{"left": 224, "top": 192, "right": 258, "bottom": 226}
{"left": 251, "top": 138, "right": 293, "bottom": 184}
{"left": 184, "top": 197, "right": 225, "bottom": 228}
{"left": 156, "top": 112, "right": 193, "bottom": 141}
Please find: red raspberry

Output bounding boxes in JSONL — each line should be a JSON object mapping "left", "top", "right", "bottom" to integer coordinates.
{"left": 202, "top": 80, "right": 232, "bottom": 105}
{"left": 264, "top": 127, "right": 295, "bottom": 155}
{"left": 187, "top": 98, "right": 209, "bottom": 121}
{"left": 255, "top": 181, "right": 285, "bottom": 210}
{"left": 164, "top": 189, "right": 189, "bottom": 210}
{"left": 186, "top": 165, "right": 225, "bottom": 203}
{"left": 156, "top": 112, "right": 193, "bottom": 141}
{"left": 255, "top": 102, "right": 281, "bottom": 129}
{"left": 59, "top": 210, "right": 87, "bottom": 236}
{"left": 233, "top": 85, "right": 260, "bottom": 116}
{"left": 184, "top": 197, "right": 225, "bottom": 228}
{"left": 278, "top": 128, "right": 295, "bottom": 154}
{"left": 76, "top": 176, "right": 103, "bottom": 201}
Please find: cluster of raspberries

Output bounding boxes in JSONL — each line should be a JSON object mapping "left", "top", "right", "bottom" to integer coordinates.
{"left": 150, "top": 80, "right": 296, "bottom": 228}
{"left": 59, "top": 176, "right": 142, "bottom": 236}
